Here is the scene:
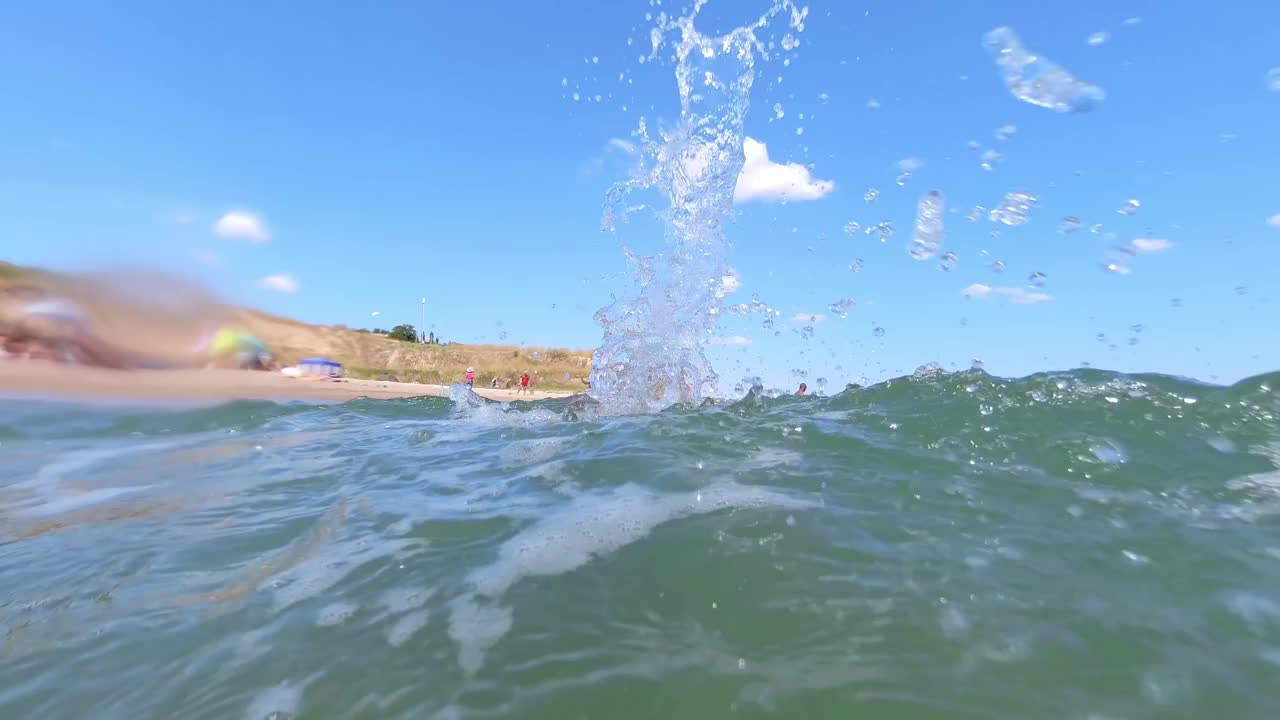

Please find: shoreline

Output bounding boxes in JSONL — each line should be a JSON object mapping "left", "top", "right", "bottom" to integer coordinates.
{"left": 0, "top": 362, "right": 577, "bottom": 405}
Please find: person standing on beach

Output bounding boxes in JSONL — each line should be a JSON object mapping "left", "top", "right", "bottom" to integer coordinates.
{"left": 465, "top": 367, "right": 475, "bottom": 388}
{"left": 518, "top": 372, "right": 530, "bottom": 395}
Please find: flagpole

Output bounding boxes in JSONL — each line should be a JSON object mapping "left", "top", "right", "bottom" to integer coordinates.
{"left": 420, "top": 297, "right": 426, "bottom": 342}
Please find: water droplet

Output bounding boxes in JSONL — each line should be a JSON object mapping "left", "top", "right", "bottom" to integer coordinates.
{"left": 560, "top": 77, "right": 568, "bottom": 87}
{"left": 572, "top": 92, "right": 581, "bottom": 101}
{"left": 979, "top": 148, "right": 1004, "bottom": 171}
{"left": 1090, "top": 223, "right": 1104, "bottom": 234}
{"left": 781, "top": 33, "right": 799, "bottom": 51}
{"left": 994, "top": 124, "right": 1017, "bottom": 141}
{"left": 863, "top": 188, "right": 880, "bottom": 203}
{"left": 1087, "top": 31, "right": 1109, "bottom": 46}
{"left": 817, "top": 92, "right": 829, "bottom": 104}
{"left": 848, "top": 258, "right": 864, "bottom": 272}
{"left": 979, "top": 404, "right": 994, "bottom": 416}
{"left": 1028, "top": 271, "right": 1046, "bottom": 287}
{"left": 498, "top": 330, "right": 508, "bottom": 340}
{"left": 865, "top": 222, "right": 894, "bottom": 243}
{"left": 843, "top": 221, "right": 860, "bottom": 235}
{"left": 1235, "top": 286, "right": 1249, "bottom": 296}
{"left": 800, "top": 325, "right": 814, "bottom": 340}
{"left": 990, "top": 260, "right": 1006, "bottom": 273}
{"left": 983, "top": 26, "right": 1105, "bottom": 112}
{"left": 939, "top": 251, "right": 958, "bottom": 271}
{"left": 1059, "top": 216, "right": 1081, "bottom": 234}
{"left": 865, "top": 97, "right": 881, "bottom": 110}
{"left": 829, "top": 298, "right": 856, "bottom": 318}
{"left": 910, "top": 190, "right": 945, "bottom": 260}
{"left": 988, "top": 190, "right": 1038, "bottom": 226}
{"left": 795, "top": 127, "right": 804, "bottom": 136}
{"left": 1117, "top": 199, "right": 1141, "bottom": 215}
{"left": 738, "top": 658, "right": 747, "bottom": 670}
{"left": 774, "top": 102, "right": 785, "bottom": 119}
{"left": 896, "top": 171, "right": 912, "bottom": 186}
{"left": 1170, "top": 297, "right": 1183, "bottom": 308}
{"left": 1268, "top": 67, "right": 1280, "bottom": 92}
{"left": 967, "top": 206, "right": 985, "bottom": 222}
{"left": 873, "top": 326, "right": 886, "bottom": 338}
{"left": 532, "top": 351, "right": 541, "bottom": 360}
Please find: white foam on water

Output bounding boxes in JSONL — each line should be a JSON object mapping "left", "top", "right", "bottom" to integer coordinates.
{"left": 448, "top": 596, "right": 514, "bottom": 675}
{"left": 498, "top": 437, "right": 576, "bottom": 470}
{"left": 386, "top": 609, "right": 431, "bottom": 648}
{"left": 244, "top": 682, "right": 303, "bottom": 720}
{"left": 1220, "top": 590, "right": 1280, "bottom": 631}
{"left": 267, "top": 537, "right": 415, "bottom": 613}
{"left": 447, "top": 481, "right": 815, "bottom": 673}
{"left": 315, "top": 601, "right": 358, "bottom": 627}
{"left": 380, "top": 586, "right": 433, "bottom": 614}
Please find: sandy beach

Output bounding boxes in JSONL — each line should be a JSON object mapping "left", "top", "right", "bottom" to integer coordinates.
{"left": 0, "top": 361, "right": 577, "bottom": 405}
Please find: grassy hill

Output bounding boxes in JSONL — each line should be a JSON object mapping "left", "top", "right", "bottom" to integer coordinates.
{"left": 1, "top": 261, "right": 593, "bottom": 391}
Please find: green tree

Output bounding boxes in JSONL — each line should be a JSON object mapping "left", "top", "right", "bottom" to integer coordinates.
{"left": 387, "top": 324, "right": 418, "bottom": 342}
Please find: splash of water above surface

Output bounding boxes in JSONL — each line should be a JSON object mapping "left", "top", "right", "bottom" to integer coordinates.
{"left": 588, "top": 1, "right": 805, "bottom": 414}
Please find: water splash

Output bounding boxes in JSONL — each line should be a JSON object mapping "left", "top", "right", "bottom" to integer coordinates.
{"left": 910, "top": 190, "right": 945, "bottom": 260}
{"left": 589, "top": 1, "right": 805, "bottom": 413}
{"left": 983, "top": 27, "right": 1105, "bottom": 113}
{"left": 989, "top": 190, "right": 1038, "bottom": 226}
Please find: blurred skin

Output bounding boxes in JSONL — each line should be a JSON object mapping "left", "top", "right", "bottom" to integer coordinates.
{"left": 0, "top": 266, "right": 238, "bottom": 370}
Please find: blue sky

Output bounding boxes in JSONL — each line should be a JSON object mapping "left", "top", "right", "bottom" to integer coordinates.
{"left": 2, "top": 0, "right": 1278, "bottom": 388}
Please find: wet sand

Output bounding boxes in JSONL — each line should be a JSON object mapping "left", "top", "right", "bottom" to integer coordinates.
{"left": 0, "top": 361, "right": 576, "bottom": 405}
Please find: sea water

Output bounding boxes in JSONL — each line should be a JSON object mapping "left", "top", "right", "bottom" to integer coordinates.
{"left": 3, "top": 371, "right": 1280, "bottom": 718}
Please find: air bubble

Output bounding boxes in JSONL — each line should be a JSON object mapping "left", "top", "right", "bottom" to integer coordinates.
{"left": 939, "top": 252, "right": 958, "bottom": 271}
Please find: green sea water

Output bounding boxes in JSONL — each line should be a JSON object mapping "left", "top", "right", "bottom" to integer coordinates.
{"left": 3, "top": 368, "right": 1280, "bottom": 719}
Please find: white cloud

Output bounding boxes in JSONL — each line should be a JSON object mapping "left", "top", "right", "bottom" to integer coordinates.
{"left": 734, "top": 137, "right": 835, "bottom": 204}
{"left": 709, "top": 335, "right": 752, "bottom": 346}
{"left": 1130, "top": 237, "right": 1172, "bottom": 254}
{"left": 214, "top": 211, "right": 271, "bottom": 243}
{"left": 258, "top": 274, "right": 298, "bottom": 293}
{"left": 1267, "top": 214, "right": 1280, "bottom": 228}
{"left": 791, "top": 312, "right": 826, "bottom": 324}
{"left": 371, "top": 311, "right": 381, "bottom": 317}
{"left": 961, "top": 283, "right": 1052, "bottom": 304}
